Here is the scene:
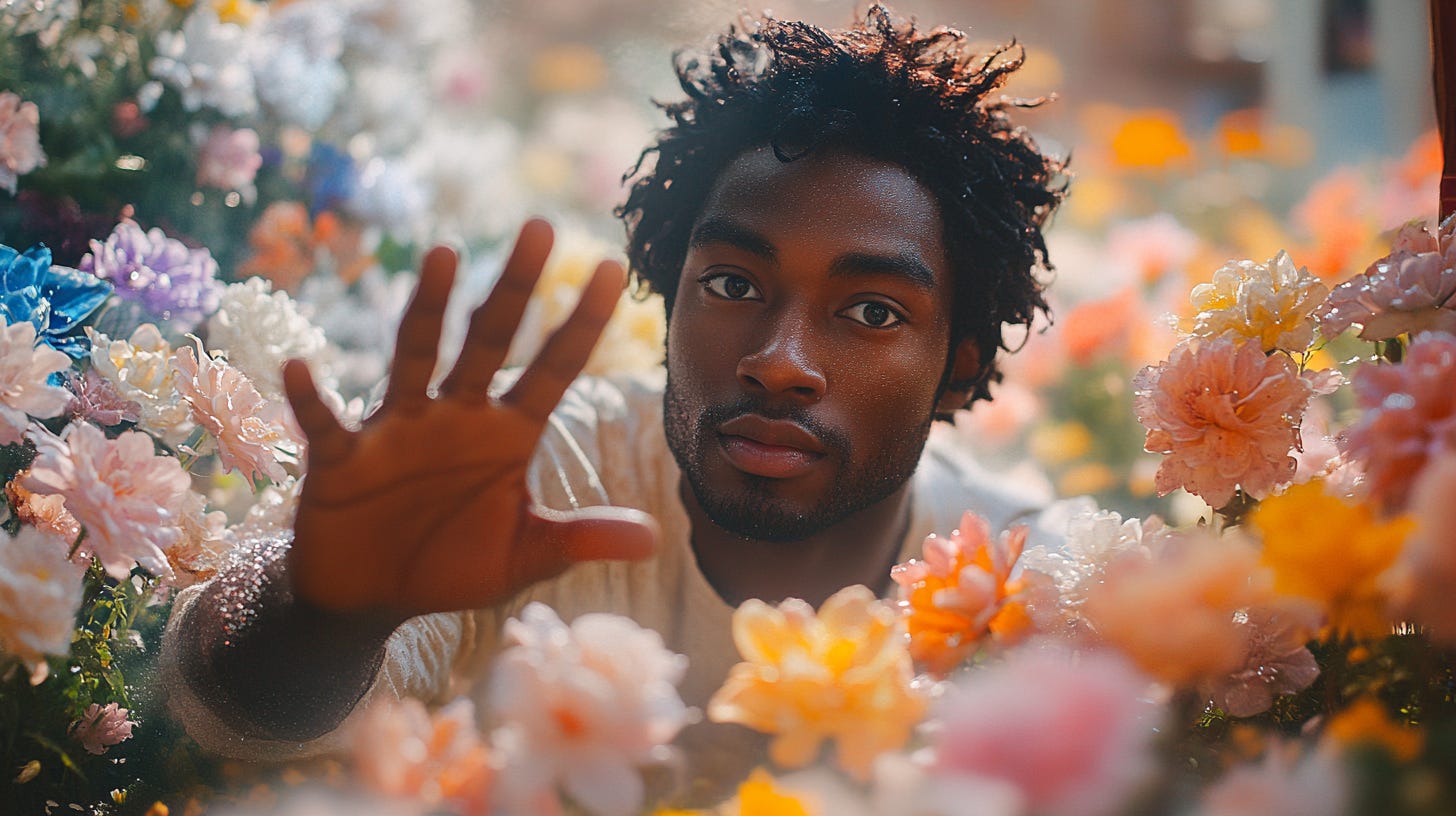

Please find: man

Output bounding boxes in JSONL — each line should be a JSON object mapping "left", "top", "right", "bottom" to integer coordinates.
{"left": 162, "top": 4, "right": 1065, "bottom": 799}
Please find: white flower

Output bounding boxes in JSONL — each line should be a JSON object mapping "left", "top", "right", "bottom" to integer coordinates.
{"left": 88, "top": 324, "right": 194, "bottom": 444}
{"left": 251, "top": 0, "right": 347, "bottom": 130}
{"left": 295, "top": 266, "right": 409, "bottom": 400}
{"left": 150, "top": 7, "right": 260, "bottom": 117}
{"left": 1020, "top": 509, "right": 1164, "bottom": 623}
{"left": 0, "top": 526, "right": 86, "bottom": 684}
{"left": 489, "top": 603, "right": 692, "bottom": 816}
{"left": 205, "top": 278, "right": 328, "bottom": 399}
{"left": 0, "top": 320, "right": 72, "bottom": 444}
{"left": 166, "top": 489, "right": 231, "bottom": 589}
{"left": 1197, "top": 743, "right": 1348, "bottom": 816}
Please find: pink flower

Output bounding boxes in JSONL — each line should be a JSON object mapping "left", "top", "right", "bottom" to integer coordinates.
{"left": 172, "top": 338, "right": 300, "bottom": 484}
{"left": 24, "top": 423, "right": 189, "bottom": 580}
{"left": 0, "top": 526, "right": 86, "bottom": 684}
{"left": 0, "top": 320, "right": 72, "bottom": 444}
{"left": 1133, "top": 337, "right": 1314, "bottom": 508}
{"left": 928, "top": 648, "right": 1163, "bottom": 816}
{"left": 195, "top": 125, "right": 262, "bottom": 194}
{"left": 1318, "top": 216, "right": 1456, "bottom": 340}
{"left": 1388, "top": 451, "right": 1456, "bottom": 644}
{"left": 64, "top": 367, "right": 142, "bottom": 427}
{"left": 1197, "top": 743, "right": 1348, "bottom": 816}
{"left": 1197, "top": 601, "right": 1322, "bottom": 717}
{"left": 1342, "top": 331, "right": 1456, "bottom": 511}
{"left": 68, "top": 702, "right": 135, "bottom": 755}
{"left": 0, "top": 91, "right": 46, "bottom": 194}
{"left": 353, "top": 698, "right": 494, "bottom": 815}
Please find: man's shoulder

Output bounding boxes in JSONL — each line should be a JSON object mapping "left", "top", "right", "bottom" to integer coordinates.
{"left": 914, "top": 425, "right": 1054, "bottom": 536}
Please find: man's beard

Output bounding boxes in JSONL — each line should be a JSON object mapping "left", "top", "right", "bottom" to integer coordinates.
{"left": 663, "top": 371, "right": 934, "bottom": 543}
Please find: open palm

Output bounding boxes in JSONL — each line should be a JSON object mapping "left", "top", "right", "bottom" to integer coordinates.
{"left": 282, "top": 220, "right": 658, "bottom": 617}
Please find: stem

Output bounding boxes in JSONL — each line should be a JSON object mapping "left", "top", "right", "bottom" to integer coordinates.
{"left": 67, "top": 527, "right": 87, "bottom": 560}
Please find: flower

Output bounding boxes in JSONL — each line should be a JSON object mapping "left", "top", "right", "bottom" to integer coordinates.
{"left": 0, "top": 91, "right": 46, "bottom": 195}
{"left": 0, "top": 526, "right": 86, "bottom": 683}
{"left": 24, "top": 423, "right": 189, "bottom": 580}
{"left": 1019, "top": 509, "right": 1163, "bottom": 638}
{"left": 1342, "top": 331, "right": 1456, "bottom": 511}
{"left": 251, "top": 2, "right": 347, "bottom": 130}
{"left": 1318, "top": 216, "right": 1456, "bottom": 340}
{"left": 68, "top": 702, "right": 136, "bottom": 755}
{"left": 1133, "top": 336, "right": 1315, "bottom": 508}
{"left": 707, "top": 585, "right": 924, "bottom": 780}
{"left": 194, "top": 124, "right": 262, "bottom": 195}
{"left": 1252, "top": 480, "right": 1415, "bottom": 638}
{"left": 1081, "top": 529, "right": 1276, "bottom": 685}
{"left": 4, "top": 479, "right": 80, "bottom": 542}
{"left": 489, "top": 603, "right": 691, "bottom": 816}
{"left": 1324, "top": 697, "right": 1424, "bottom": 762}
{"left": 204, "top": 277, "right": 328, "bottom": 399}
{"left": 353, "top": 697, "right": 494, "bottom": 815}
{"left": 166, "top": 489, "right": 230, "bottom": 589}
{"left": 88, "top": 325, "right": 194, "bottom": 444}
{"left": 1189, "top": 251, "right": 1328, "bottom": 353}
{"left": 1196, "top": 743, "right": 1348, "bottom": 816}
{"left": 149, "top": 7, "right": 259, "bottom": 117}
{"left": 927, "top": 648, "right": 1162, "bottom": 816}
{"left": 0, "top": 243, "right": 112, "bottom": 357}
{"left": 172, "top": 337, "right": 300, "bottom": 484}
{"left": 63, "top": 367, "right": 142, "bottom": 427}
{"left": 1197, "top": 602, "right": 1321, "bottom": 717}
{"left": 79, "top": 220, "right": 222, "bottom": 331}
{"left": 0, "top": 320, "right": 73, "bottom": 444}
{"left": 237, "top": 201, "right": 372, "bottom": 291}
{"left": 1389, "top": 451, "right": 1456, "bottom": 644}
{"left": 890, "top": 512, "right": 1032, "bottom": 676}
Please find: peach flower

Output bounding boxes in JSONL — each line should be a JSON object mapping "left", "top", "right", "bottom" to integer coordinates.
{"left": 708, "top": 585, "right": 925, "bottom": 780}
{"left": 172, "top": 338, "right": 300, "bottom": 484}
{"left": 24, "top": 423, "right": 189, "bottom": 580}
{"left": 1133, "top": 336, "right": 1315, "bottom": 508}
{"left": 0, "top": 525, "right": 86, "bottom": 683}
{"left": 88, "top": 324, "right": 194, "bottom": 445}
{"left": 1342, "top": 331, "right": 1456, "bottom": 511}
{"left": 353, "top": 698, "right": 494, "bottom": 815}
{"left": 1196, "top": 742, "right": 1348, "bottom": 816}
{"left": 4, "top": 478, "right": 80, "bottom": 542}
{"left": 0, "top": 320, "right": 72, "bottom": 445}
{"left": 1385, "top": 451, "right": 1456, "bottom": 644}
{"left": 1318, "top": 216, "right": 1456, "bottom": 340}
{"left": 1189, "top": 251, "right": 1328, "bottom": 353}
{"left": 890, "top": 512, "right": 1031, "bottom": 676}
{"left": 1196, "top": 601, "right": 1321, "bottom": 717}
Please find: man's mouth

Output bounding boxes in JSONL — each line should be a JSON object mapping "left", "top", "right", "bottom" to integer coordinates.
{"left": 716, "top": 415, "right": 826, "bottom": 479}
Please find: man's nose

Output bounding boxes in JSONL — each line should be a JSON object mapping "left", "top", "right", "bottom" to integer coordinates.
{"left": 736, "top": 318, "right": 827, "bottom": 402}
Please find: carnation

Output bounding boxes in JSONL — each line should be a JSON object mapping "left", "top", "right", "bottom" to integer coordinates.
{"left": 0, "top": 91, "right": 47, "bottom": 195}
{"left": 79, "top": 220, "right": 223, "bottom": 331}
{"left": 172, "top": 338, "right": 300, "bottom": 485}
{"left": 205, "top": 277, "right": 328, "bottom": 399}
{"left": 1134, "top": 337, "right": 1315, "bottom": 508}
{"left": 0, "top": 526, "right": 87, "bottom": 683}
{"left": 1190, "top": 251, "right": 1328, "bottom": 353}
{"left": 352, "top": 697, "right": 494, "bottom": 814}
{"left": 490, "top": 603, "right": 691, "bottom": 816}
{"left": 63, "top": 367, "right": 142, "bottom": 428}
{"left": 68, "top": 702, "right": 136, "bottom": 756}
{"left": 24, "top": 423, "right": 189, "bottom": 580}
{"left": 1318, "top": 216, "right": 1456, "bottom": 340}
{"left": 0, "top": 320, "right": 73, "bottom": 445}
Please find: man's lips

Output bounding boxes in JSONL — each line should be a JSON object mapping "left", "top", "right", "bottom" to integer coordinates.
{"left": 716, "top": 415, "right": 825, "bottom": 479}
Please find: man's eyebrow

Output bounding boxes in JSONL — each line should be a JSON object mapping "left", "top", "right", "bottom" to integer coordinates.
{"left": 688, "top": 217, "right": 777, "bottom": 261}
{"left": 829, "top": 252, "right": 937, "bottom": 291}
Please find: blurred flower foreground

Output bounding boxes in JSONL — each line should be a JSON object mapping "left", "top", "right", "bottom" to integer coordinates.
{"left": 3, "top": 2, "right": 1456, "bottom": 815}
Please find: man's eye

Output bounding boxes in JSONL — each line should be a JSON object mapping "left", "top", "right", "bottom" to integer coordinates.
{"left": 702, "top": 273, "right": 760, "bottom": 300}
{"left": 841, "top": 301, "right": 903, "bottom": 328}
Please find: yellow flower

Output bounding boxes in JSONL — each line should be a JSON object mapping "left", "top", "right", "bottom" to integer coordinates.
{"left": 733, "top": 769, "right": 814, "bottom": 816}
{"left": 1326, "top": 698, "right": 1424, "bottom": 761}
{"left": 212, "top": 0, "right": 260, "bottom": 25}
{"left": 1189, "top": 251, "right": 1328, "bottom": 353}
{"left": 1109, "top": 110, "right": 1193, "bottom": 170}
{"left": 707, "top": 586, "right": 925, "bottom": 780}
{"left": 1252, "top": 481, "right": 1416, "bottom": 638}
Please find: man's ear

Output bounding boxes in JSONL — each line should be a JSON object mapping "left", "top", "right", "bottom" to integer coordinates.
{"left": 935, "top": 337, "right": 983, "bottom": 415}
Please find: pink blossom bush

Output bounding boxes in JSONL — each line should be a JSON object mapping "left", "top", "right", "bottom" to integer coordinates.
{"left": 0, "top": 320, "right": 73, "bottom": 444}
{"left": 927, "top": 648, "right": 1163, "bottom": 816}
{"left": 1319, "top": 216, "right": 1456, "bottom": 340}
{"left": 172, "top": 338, "right": 300, "bottom": 484}
{"left": 69, "top": 702, "right": 136, "bottom": 755}
{"left": 24, "top": 423, "right": 190, "bottom": 580}
{"left": 0, "top": 526, "right": 86, "bottom": 683}
{"left": 1133, "top": 336, "right": 1315, "bottom": 508}
{"left": 0, "top": 91, "right": 46, "bottom": 194}
{"left": 1342, "top": 331, "right": 1456, "bottom": 511}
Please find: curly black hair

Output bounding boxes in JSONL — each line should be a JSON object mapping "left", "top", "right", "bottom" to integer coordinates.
{"left": 617, "top": 4, "right": 1067, "bottom": 410}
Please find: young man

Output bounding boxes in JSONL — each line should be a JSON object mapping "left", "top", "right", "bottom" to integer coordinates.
{"left": 162, "top": 4, "right": 1065, "bottom": 796}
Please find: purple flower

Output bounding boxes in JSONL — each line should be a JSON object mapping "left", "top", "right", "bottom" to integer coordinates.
{"left": 65, "top": 368, "right": 141, "bottom": 427}
{"left": 79, "top": 221, "right": 222, "bottom": 330}
{"left": 68, "top": 702, "right": 135, "bottom": 755}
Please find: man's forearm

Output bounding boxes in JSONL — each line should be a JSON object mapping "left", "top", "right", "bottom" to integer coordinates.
{"left": 175, "top": 569, "right": 405, "bottom": 742}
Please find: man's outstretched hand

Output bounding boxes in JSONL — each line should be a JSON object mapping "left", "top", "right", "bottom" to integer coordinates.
{"left": 281, "top": 219, "right": 659, "bottom": 619}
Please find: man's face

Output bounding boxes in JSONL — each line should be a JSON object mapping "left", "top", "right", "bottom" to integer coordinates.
{"left": 664, "top": 146, "right": 963, "bottom": 542}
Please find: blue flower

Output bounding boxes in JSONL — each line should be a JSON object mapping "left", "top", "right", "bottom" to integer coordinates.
{"left": 0, "top": 243, "right": 113, "bottom": 357}
{"left": 305, "top": 142, "right": 356, "bottom": 216}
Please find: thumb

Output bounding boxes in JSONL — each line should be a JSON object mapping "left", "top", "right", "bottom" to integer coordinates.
{"left": 521, "top": 505, "right": 660, "bottom": 570}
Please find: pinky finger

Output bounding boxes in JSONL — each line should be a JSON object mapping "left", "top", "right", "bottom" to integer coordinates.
{"left": 282, "top": 359, "right": 354, "bottom": 468}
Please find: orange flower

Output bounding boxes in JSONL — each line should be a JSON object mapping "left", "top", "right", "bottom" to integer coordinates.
{"left": 237, "top": 202, "right": 372, "bottom": 291}
{"left": 1325, "top": 698, "right": 1424, "bottom": 762}
{"left": 890, "top": 512, "right": 1031, "bottom": 677}
{"left": 1109, "top": 110, "right": 1192, "bottom": 170}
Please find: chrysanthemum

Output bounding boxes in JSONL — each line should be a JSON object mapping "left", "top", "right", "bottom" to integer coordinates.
{"left": 88, "top": 324, "right": 194, "bottom": 444}
{"left": 1190, "top": 251, "right": 1328, "bottom": 353}
{"left": 0, "top": 92, "right": 46, "bottom": 195}
{"left": 24, "top": 423, "right": 189, "bottom": 580}
{"left": 1133, "top": 336, "right": 1315, "bottom": 508}
{"left": 0, "top": 526, "right": 86, "bottom": 683}
{"left": 68, "top": 702, "right": 135, "bottom": 756}
{"left": 1252, "top": 480, "right": 1415, "bottom": 639}
{"left": 353, "top": 698, "right": 494, "bottom": 814}
{"left": 1342, "top": 331, "right": 1456, "bottom": 511}
{"left": 489, "top": 604, "right": 691, "bottom": 816}
{"left": 708, "top": 585, "right": 925, "bottom": 781}
{"left": 1318, "top": 216, "right": 1456, "bottom": 340}
{"left": 204, "top": 277, "right": 327, "bottom": 399}
{"left": 172, "top": 338, "right": 300, "bottom": 484}
{"left": 890, "top": 512, "right": 1031, "bottom": 676}
{"left": 0, "top": 320, "right": 72, "bottom": 444}
{"left": 80, "top": 220, "right": 222, "bottom": 331}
